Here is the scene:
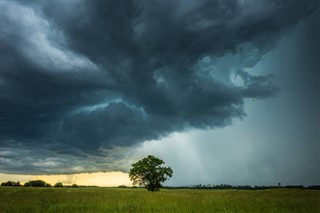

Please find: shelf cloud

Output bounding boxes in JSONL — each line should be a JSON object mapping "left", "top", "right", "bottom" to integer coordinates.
{"left": 1, "top": 0, "right": 318, "bottom": 174}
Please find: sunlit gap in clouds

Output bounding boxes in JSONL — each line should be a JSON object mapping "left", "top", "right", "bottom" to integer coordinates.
{"left": 0, "top": 172, "right": 131, "bottom": 187}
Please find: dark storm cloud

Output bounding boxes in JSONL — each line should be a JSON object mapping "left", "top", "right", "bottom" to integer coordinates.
{"left": 1, "top": 0, "right": 318, "bottom": 173}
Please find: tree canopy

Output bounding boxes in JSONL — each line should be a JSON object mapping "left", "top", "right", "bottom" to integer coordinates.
{"left": 24, "top": 180, "right": 51, "bottom": 187}
{"left": 54, "top": 182, "right": 63, "bottom": 187}
{"left": 129, "top": 155, "right": 173, "bottom": 191}
{"left": 1, "top": 181, "right": 21, "bottom": 186}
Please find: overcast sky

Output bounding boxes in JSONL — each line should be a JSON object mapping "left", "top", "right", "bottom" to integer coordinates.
{"left": 1, "top": 0, "right": 319, "bottom": 186}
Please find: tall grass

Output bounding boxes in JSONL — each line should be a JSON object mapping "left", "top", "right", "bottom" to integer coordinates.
{"left": 0, "top": 187, "right": 319, "bottom": 213}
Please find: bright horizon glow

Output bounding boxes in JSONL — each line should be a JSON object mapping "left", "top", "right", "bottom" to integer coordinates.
{"left": 0, "top": 172, "right": 132, "bottom": 187}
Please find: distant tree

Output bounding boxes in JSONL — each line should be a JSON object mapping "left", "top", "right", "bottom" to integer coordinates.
{"left": 24, "top": 180, "right": 51, "bottom": 187}
{"left": 72, "top": 184, "right": 78, "bottom": 188}
{"left": 129, "top": 155, "right": 173, "bottom": 191}
{"left": 54, "top": 182, "right": 63, "bottom": 187}
{"left": 1, "top": 181, "right": 21, "bottom": 186}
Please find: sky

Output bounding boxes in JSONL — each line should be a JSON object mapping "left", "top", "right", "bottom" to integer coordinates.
{"left": 0, "top": 0, "right": 319, "bottom": 187}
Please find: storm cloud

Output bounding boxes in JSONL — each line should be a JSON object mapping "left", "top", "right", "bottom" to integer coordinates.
{"left": 1, "top": 0, "right": 318, "bottom": 174}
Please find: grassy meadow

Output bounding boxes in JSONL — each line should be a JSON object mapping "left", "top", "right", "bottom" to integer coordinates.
{"left": 0, "top": 187, "right": 319, "bottom": 213}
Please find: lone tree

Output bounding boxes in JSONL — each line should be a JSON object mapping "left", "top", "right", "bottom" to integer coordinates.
{"left": 54, "top": 182, "right": 63, "bottom": 187}
{"left": 129, "top": 155, "right": 173, "bottom": 191}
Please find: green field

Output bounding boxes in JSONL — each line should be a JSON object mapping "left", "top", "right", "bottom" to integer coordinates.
{"left": 0, "top": 187, "right": 319, "bottom": 213}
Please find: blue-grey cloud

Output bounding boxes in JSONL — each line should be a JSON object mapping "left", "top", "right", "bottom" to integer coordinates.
{"left": 1, "top": 0, "right": 318, "bottom": 174}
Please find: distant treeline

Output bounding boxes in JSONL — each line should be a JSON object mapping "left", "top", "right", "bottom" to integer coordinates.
{"left": 1, "top": 181, "right": 319, "bottom": 190}
{"left": 162, "top": 184, "right": 320, "bottom": 190}
{"left": 1, "top": 180, "right": 78, "bottom": 188}
{"left": 118, "top": 184, "right": 320, "bottom": 190}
